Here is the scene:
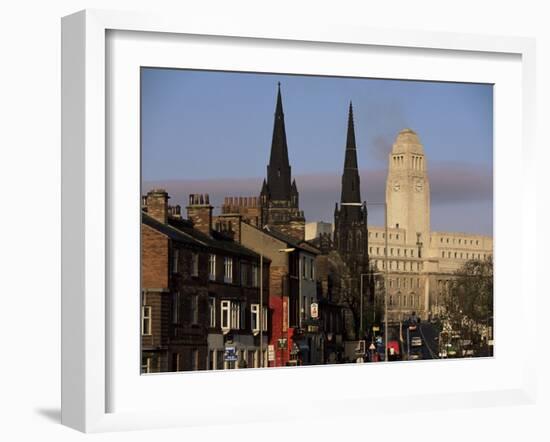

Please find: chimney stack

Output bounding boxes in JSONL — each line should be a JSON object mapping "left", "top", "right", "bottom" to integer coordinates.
{"left": 146, "top": 189, "right": 169, "bottom": 223}
{"left": 186, "top": 193, "right": 213, "bottom": 236}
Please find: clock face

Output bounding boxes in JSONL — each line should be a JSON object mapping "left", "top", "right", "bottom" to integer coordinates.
{"left": 392, "top": 180, "right": 401, "bottom": 192}
{"left": 415, "top": 179, "right": 424, "bottom": 192}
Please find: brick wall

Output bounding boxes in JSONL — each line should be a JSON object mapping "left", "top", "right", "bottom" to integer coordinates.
{"left": 141, "top": 224, "right": 169, "bottom": 289}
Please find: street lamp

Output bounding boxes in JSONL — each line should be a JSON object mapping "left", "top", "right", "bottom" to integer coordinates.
{"left": 341, "top": 201, "right": 388, "bottom": 362}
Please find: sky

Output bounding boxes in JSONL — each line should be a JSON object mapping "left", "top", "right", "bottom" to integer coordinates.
{"left": 141, "top": 68, "right": 493, "bottom": 236}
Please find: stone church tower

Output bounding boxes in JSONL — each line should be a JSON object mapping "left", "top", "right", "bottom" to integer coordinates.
{"left": 385, "top": 128, "right": 431, "bottom": 252}
{"left": 334, "top": 102, "right": 369, "bottom": 275}
{"left": 260, "top": 83, "right": 305, "bottom": 240}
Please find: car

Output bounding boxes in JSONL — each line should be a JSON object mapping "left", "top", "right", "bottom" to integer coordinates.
{"left": 411, "top": 336, "right": 422, "bottom": 347}
{"left": 409, "top": 350, "right": 423, "bottom": 360}
{"left": 408, "top": 323, "right": 417, "bottom": 331}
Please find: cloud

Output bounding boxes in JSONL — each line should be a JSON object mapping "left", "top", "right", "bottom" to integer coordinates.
{"left": 143, "top": 161, "right": 492, "bottom": 234}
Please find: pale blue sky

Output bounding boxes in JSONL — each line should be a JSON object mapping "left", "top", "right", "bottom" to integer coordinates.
{"left": 141, "top": 68, "right": 493, "bottom": 235}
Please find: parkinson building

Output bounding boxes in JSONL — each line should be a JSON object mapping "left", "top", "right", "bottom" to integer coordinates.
{"left": 368, "top": 128, "right": 493, "bottom": 321}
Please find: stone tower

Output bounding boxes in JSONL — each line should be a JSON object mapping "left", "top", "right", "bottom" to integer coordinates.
{"left": 385, "top": 128, "right": 431, "bottom": 251}
{"left": 260, "top": 83, "right": 305, "bottom": 240}
{"left": 334, "top": 102, "right": 369, "bottom": 275}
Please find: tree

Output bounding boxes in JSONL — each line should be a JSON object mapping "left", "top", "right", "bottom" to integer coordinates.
{"left": 446, "top": 256, "right": 493, "bottom": 325}
{"left": 323, "top": 251, "right": 359, "bottom": 339}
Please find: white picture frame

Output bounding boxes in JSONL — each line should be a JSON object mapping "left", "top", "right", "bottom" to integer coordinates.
{"left": 61, "top": 9, "right": 537, "bottom": 433}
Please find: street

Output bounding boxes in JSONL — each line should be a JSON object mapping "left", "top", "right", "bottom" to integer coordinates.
{"left": 401, "top": 321, "right": 440, "bottom": 361}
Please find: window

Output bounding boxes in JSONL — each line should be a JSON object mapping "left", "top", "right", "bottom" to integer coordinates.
{"left": 208, "top": 350, "right": 215, "bottom": 370}
{"left": 226, "top": 301, "right": 240, "bottom": 330}
{"left": 172, "top": 353, "right": 181, "bottom": 372}
{"left": 389, "top": 295, "right": 393, "bottom": 306}
{"left": 141, "top": 306, "right": 152, "bottom": 335}
{"left": 172, "top": 292, "right": 180, "bottom": 324}
{"left": 209, "top": 297, "right": 216, "bottom": 327}
{"left": 172, "top": 248, "right": 179, "bottom": 274}
{"left": 191, "top": 253, "right": 199, "bottom": 277}
{"left": 252, "top": 264, "right": 259, "bottom": 287}
{"left": 302, "top": 256, "right": 307, "bottom": 278}
{"left": 240, "top": 302, "right": 246, "bottom": 330}
{"left": 216, "top": 350, "right": 224, "bottom": 370}
{"left": 251, "top": 304, "right": 260, "bottom": 332}
{"left": 192, "top": 349, "right": 199, "bottom": 370}
{"left": 221, "top": 300, "right": 230, "bottom": 330}
{"left": 441, "top": 251, "right": 445, "bottom": 258}
{"left": 390, "top": 248, "right": 394, "bottom": 256}
{"left": 191, "top": 294, "right": 199, "bottom": 324}
{"left": 241, "top": 263, "right": 248, "bottom": 286}
{"left": 209, "top": 254, "right": 216, "bottom": 281}
{"left": 141, "top": 356, "right": 152, "bottom": 374}
{"left": 310, "top": 258, "right": 315, "bottom": 279}
{"left": 224, "top": 257, "right": 233, "bottom": 283}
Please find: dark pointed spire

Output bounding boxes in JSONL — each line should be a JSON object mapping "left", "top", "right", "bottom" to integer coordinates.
{"left": 341, "top": 101, "right": 361, "bottom": 205}
{"left": 261, "top": 178, "right": 269, "bottom": 196}
{"left": 345, "top": 101, "right": 357, "bottom": 159}
{"left": 265, "top": 83, "right": 292, "bottom": 201}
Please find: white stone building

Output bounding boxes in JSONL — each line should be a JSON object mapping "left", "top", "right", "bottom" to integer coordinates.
{"left": 368, "top": 128, "right": 493, "bottom": 321}
{"left": 305, "top": 221, "right": 333, "bottom": 241}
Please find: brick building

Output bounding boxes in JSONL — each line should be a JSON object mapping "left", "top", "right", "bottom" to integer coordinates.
{"left": 141, "top": 189, "right": 270, "bottom": 373}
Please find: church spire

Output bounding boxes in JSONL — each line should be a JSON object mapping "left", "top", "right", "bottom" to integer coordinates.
{"left": 265, "top": 82, "right": 292, "bottom": 201}
{"left": 340, "top": 101, "right": 362, "bottom": 208}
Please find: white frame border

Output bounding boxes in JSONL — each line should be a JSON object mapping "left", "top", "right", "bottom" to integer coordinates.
{"left": 61, "top": 9, "right": 537, "bottom": 433}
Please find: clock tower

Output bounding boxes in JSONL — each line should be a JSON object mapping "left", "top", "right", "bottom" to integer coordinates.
{"left": 385, "top": 128, "right": 430, "bottom": 248}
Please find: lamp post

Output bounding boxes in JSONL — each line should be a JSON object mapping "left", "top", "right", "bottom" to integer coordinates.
{"left": 341, "top": 201, "right": 388, "bottom": 362}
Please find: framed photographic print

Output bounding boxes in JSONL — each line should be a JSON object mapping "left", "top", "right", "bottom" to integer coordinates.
{"left": 61, "top": 9, "right": 537, "bottom": 433}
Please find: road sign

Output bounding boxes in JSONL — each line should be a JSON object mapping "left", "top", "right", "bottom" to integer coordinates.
{"left": 310, "top": 302, "right": 319, "bottom": 319}
{"left": 268, "top": 344, "right": 275, "bottom": 361}
{"left": 224, "top": 346, "right": 237, "bottom": 362}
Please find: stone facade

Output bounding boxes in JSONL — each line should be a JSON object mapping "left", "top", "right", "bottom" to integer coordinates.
{"left": 368, "top": 129, "right": 493, "bottom": 321}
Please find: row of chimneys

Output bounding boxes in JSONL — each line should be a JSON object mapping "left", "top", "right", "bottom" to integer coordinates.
{"left": 222, "top": 196, "right": 260, "bottom": 209}
{"left": 144, "top": 189, "right": 241, "bottom": 239}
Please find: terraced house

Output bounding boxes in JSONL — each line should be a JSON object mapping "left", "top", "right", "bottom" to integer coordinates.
{"left": 141, "top": 189, "right": 270, "bottom": 373}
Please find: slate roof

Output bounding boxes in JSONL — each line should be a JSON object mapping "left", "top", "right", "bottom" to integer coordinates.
{"left": 143, "top": 212, "right": 269, "bottom": 262}
{"left": 261, "top": 226, "right": 320, "bottom": 255}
